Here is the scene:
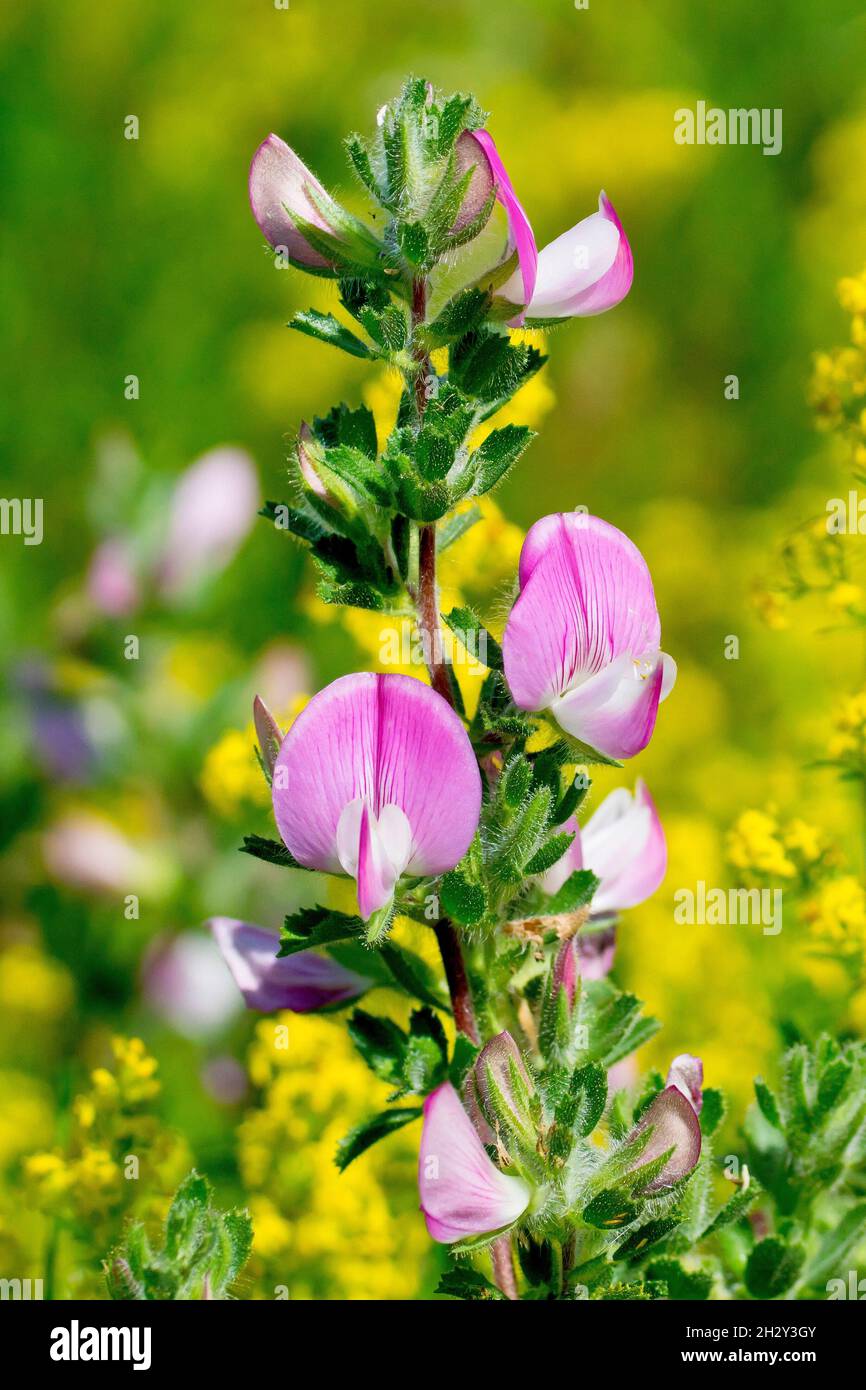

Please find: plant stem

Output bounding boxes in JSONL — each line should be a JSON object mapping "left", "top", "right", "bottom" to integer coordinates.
{"left": 410, "top": 272, "right": 515, "bottom": 1294}
{"left": 491, "top": 1235, "right": 519, "bottom": 1300}
{"left": 433, "top": 919, "right": 480, "bottom": 1045}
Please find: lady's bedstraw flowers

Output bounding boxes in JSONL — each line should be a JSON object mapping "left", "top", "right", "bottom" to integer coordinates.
{"left": 503, "top": 513, "right": 676, "bottom": 760}
{"left": 270, "top": 673, "right": 482, "bottom": 926}
{"left": 419, "top": 1083, "right": 532, "bottom": 1243}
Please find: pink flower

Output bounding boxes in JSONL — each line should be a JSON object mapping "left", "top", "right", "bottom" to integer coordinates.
{"left": 541, "top": 780, "right": 666, "bottom": 913}
{"left": 503, "top": 513, "right": 676, "bottom": 761}
{"left": 249, "top": 134, "right": 345, "bottom": 269}
{"left": 666, "top": 1053, "right": 704, "bottom": 1116}
{"left": 459, "top": 131, "right": 537, "bottom": 313}
{"left": 553, "top": 925, "right": 618, "bottom": 989}
{"left": 419, "top": 1083, "right": 532, "bottom": 1243}
{"left": 209, "top": 918, "right": 372, "bottom": 1012}
{"left": 630, "top": 1085, "right": 702, "bottom": 1193}
{"left": 500, "top": 192, "right": 633, "bottom": 320}
{"left": 87, "top": 538, "right": 140, "bottom": 617}
{"left": 271, "top": 673, "right": 482, "bottom": 922}
{"left": 142, "top": 931, "right": 242, "bottom": 1039}
{"left": 158, "top": 448, "right": 259, "bottom": 597}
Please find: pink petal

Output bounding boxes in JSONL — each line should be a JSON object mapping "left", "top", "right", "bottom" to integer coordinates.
{"left": 418, "top": 1083, "right": 531, "bottom": 1243}
{"left": 272, "top": 672, "right": 481, "bottom": 883}
{"left": 158, "top": 448, "right": 259, "bottom": 596}
{"left": 631, "top": 1086, "right": 702, "bottom": 1193}
{"left": 449, "top": 131, "right": 495, "bottom": 234}
{"left": 580, "top": 780, "right": 666, "bottom": 913}
{"left": 507, "top": 192, "right": 633, "bottom": 320}
{"left": 540, "top": 815, "right": 584, "bottom": 897}
{"left": 209, "top": 918, "right": 371, "bottom": 1012}
{"left": 666, "top": 1054, "right": 704, "bottom": 1116}
{"left": 87, "top": 539, "right": 140, "bottom": 617}
{"left": 248, "top": 133, "right": 336, "bottom": 267}
{"left": 503, "top": 512, "right": 662, "bottom": 716}
{"left": 576, "top": 924, "right": 617, "bottom": 979}
{"left": 470, "top": 131, "right": 537, "bottom": 308}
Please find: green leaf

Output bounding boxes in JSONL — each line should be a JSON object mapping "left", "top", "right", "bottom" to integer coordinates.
{"left": 615, "top": 1218, "right": 681, "bottom": 1259}
{"left": 335, "top": 1106, "right": 422, "bottom": 1171}
{"left": 436, "top": 1266, "right": 505, "bottom": 1301}
{"left": 397, "top": 221, "right": 429, "bottom": 266}
{"left": 443, "top": 605, "right": 503, "bottom": 671}
{"left": 700, "top": 1088, "right": 726, "bottom": 1137}
{"left": 645, "top": 1257, "right": 713, "bottom": 1300}
{"left": 347, "top": 1009, "right": 407, "bottom": 1084}
{"left": 312, "top": 400, "right": 378, "bottom": 459}
{"left": 754, "top": 1077, "right": 783, "bottom": 1129}
{"left": 449, "top": 1034, "right": 480, "bottom": 1088}
{"left": 700, "top": 1180, "right": 761, "bottom": 1238}
{"left": 288, "top": 309, "right": 376, "bottom": 359}
{"left": 814, "top": 1056, "right": 853, "bottom": 1119}
{"left": 468, "top": 425, "right": 534, "bottom": 495}
{"left": 240, "top": 834, "right": 309, "bottom": 871}
{"left": 583, "top": 1189, "right": 641, "bottom": 1230}
{"left": 543, "top": 869, "right": 599, "bottom": 915}
{"left": 524, "top": 832, "right": 575, "bottom": 877}
{"left": 422, "top": 288, "right": 492, "bottom": 347}
{"left": 804, "top": 1202, "right": 866, "bottom": 1286}
{"left": 399, "top": 1008, "right": 448, "bottom": 1095}
{"left": 440, "top": 869, "right": 487, "bottom": 925}
{"left": 380, "top": 942, "right": 449, "bottom": 1011}
{"left": 278, "top": 906, "right": 363, "bottom": 958}
{"left": 744, "top": 1237, "right": 805, "bottom": 1299}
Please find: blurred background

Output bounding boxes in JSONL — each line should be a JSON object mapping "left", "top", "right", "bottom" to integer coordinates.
{"left": 2, "top": 0, "right": 866, "bottom": 1298}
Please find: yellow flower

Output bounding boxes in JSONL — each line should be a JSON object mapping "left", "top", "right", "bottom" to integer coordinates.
{"left": 838, "top": 270, "right": 866, "bottom": 318}
{"left": 828, "top": 581, "right": 863, "bottom": 612}
{"left": 0, "top": 941, "right": 74, "bottom": 1019}
{"left": 726, "top": 809, "right": 796, "bottom": 879}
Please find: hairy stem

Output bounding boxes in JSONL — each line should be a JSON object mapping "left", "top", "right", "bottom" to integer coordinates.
{"left": 433, "top": 919, "right": 480, "bottom": 1045}
{"left": 491, "top": 1236, "right": 519, "bottom": 1301}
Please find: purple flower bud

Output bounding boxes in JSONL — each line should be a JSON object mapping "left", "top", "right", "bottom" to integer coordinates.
{"left": 552, "top": 938, "right": 579, "bottom": 1007}
{"left": 666, "top": 1053, "right": 704, "bottom": 1115}
{"left": 253, "top": 694, "right": 283, "bottom": 779}
{"left": 249, "top": 134, "right": 344, "bottom": 268}
{"left": 469, "top": 1031, "right": 536, "bottom": 1138}
{"left": 630, "top": 1086, "right": 702, "bottom": 1193}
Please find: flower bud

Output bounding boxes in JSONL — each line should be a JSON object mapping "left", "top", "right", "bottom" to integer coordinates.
{"left": 253, "top": 694, "right": 283, "bottom": 778}
{"left": 629, "top": 1086, "right": 702, "bottom": 1193}
{"left": 469, "top": 1030, "right": 536, "bottom": 1145}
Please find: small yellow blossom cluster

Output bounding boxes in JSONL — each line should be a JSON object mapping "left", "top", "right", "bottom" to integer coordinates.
{"left": 802, "top": 875, "right": 866, "bottom": 967}
{"left": 753, "top": 517, "right": 852, "bottom": 629}
{"left": 726, "top": 808, "right": 830, "bottom": 885}
{"left": 808, "top": 269, "right": 866, "bottom": 458}
{"left": 827, "top": 687, "right": 866, "bottom": 774}
{"left": 199, "top": 695, "right": 308, "bottom": 819}
{"left": 24, "top": 1037, "right": 190, "bottom": 1233}
{"left": 238, "top": 1012, "right": 430, "bottom": 1300}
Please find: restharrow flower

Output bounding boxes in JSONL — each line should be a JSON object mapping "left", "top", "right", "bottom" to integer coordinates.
{"left": 666, "top": 1053, "right": 704, "bottom": 1115}
{"left": 459, "top": 131, "right": 537, "bottom": 313}
{"left": 249, "top": 133, "right": 350, "bottom": 269}
{"left": 270, "top": 673, "right": 482, "bottom": 921}
{"left": 629, "top": 1078, "right": 703, "bottom": 1193}
{"left": 541, "top": 779, "right": 666, "bottom": 910}
{"left": 499, "top": 192, "right": 633, "bottom": 321}
{"left": 419, "top": 1082, "right": 532, "bottom": 1243}
{"left": 503, "top": 513, "right": 676, "bottom": 760}
{"left": 209, "top": 918, "right": 371, "bottom": 1012}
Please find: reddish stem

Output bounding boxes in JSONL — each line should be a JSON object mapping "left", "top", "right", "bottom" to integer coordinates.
{"left": 491, "top": 1236, "right": 519, "bottom": 1300}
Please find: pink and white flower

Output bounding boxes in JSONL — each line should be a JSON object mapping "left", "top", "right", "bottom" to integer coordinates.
{"left": 249, "top": 134, "right": 346, "bottom": 269}
{"left": 630, "top": 1082, "right": 702, "bottom": 1193}
{"left": 541, "top": 780, "right": 666, "bottom": 912}
{"left": 419, "top": 1082, "right": 532, "bottom": 1243}
{"left": 210, "top": 918, "right": 372, "bottom": 1013}
{"left": 271, "top": 673, "right": 482, "bottom": 922}
{"left": 500, "top": 192, "right": 633, "bottom": 321}
{"left": 503, "top": 513, "right": 676, "bottom": 761}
